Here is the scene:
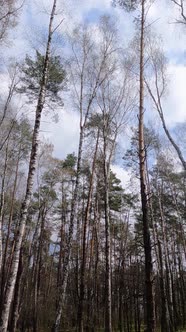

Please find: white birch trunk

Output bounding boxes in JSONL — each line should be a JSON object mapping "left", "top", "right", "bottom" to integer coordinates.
{"left": 0, "top": 142, "right": 9, "bottom": 275}
{"left": 0, "top": 1, "right": 57, "bottom": 330}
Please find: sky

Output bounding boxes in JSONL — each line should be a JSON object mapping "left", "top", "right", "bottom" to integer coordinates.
{"left": 1, "top": 0, "right": 186, "bottom": 187}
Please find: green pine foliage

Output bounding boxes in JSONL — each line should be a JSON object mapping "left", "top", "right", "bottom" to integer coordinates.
{"left": 18, "top": 51, "right": 66, "bottom": 103}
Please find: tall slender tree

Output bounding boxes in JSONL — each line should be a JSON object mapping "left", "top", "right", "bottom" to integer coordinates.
{"left": 138, "top": 2, "right": 155, "bottom": 331}
{"left": 0, "top": 1, "right": 59, "bottom": 330}
{"left": 113, "top": 1, "right": 156, "bottom": 331}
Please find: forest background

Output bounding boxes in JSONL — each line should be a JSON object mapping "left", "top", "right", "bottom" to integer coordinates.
{"left": 0, "top": 1, "right": 186, "bottom": 332}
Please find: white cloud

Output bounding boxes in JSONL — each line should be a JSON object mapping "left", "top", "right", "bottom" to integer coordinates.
{"left": 41, "top": 109, "right": 80, "bottom": 159}
{"left": 111, "top": 164, "right": 130, "bottom": 188}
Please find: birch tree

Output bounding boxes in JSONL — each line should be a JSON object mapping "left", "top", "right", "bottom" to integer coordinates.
{"left": 0, "top": 1, "right": 59, "bottom": 330}
{"left": 96, "top": 51, "right": 135, "bottom": 332}
{"left": 53, "top": 16, "right": 120, "bottom": 332}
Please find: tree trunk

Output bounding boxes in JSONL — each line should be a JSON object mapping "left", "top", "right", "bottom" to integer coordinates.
{"left": 145, "top": 76, "right": 186, "bottom": 171}
{"left": 78, "top": 129, "right": 100, "bottom": 332}
{"left": 57, "top": 181, "right": 66, "bottom": 288}
{"left": 103, "top": 134, "right": 112, "bottom": 332}
{"left": 0, "top": 141, "right": 9, "bottom": 276}
{"left": 8, "top": 247, "right": 23, "bottom": 332}
{"left": 157, "top": 188, "right": 175, "bottom": 332}
{"left": 138, "top": 1, "right": 155, "bottom": 331}
{"left": 1, "top": 144, "right": 21, "bottom": 309}
{"left": 33, "top": 208, "right": 46, "bottom": 332}
{"left": 52, "top": 127, "right": 84, "bottom": 332}
{"left": 0, "top": 1, "right": 57, "bottom": 330}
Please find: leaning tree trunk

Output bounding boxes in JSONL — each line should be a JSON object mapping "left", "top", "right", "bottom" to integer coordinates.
{"left": 145, "top": 78, "right": 186, "bottom": 171}
{"left": 0, "top": 1, "right": 57, "bottom": 330}
{"left": 159, "top": 111, "right": 186, "bottom": 171}
{"left": 138, "top": 1, "right": 155, "bottom": 331}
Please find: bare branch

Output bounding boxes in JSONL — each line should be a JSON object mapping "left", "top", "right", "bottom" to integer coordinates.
{"left": 171, "top": 0, "right": 186, "bottom": 24}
